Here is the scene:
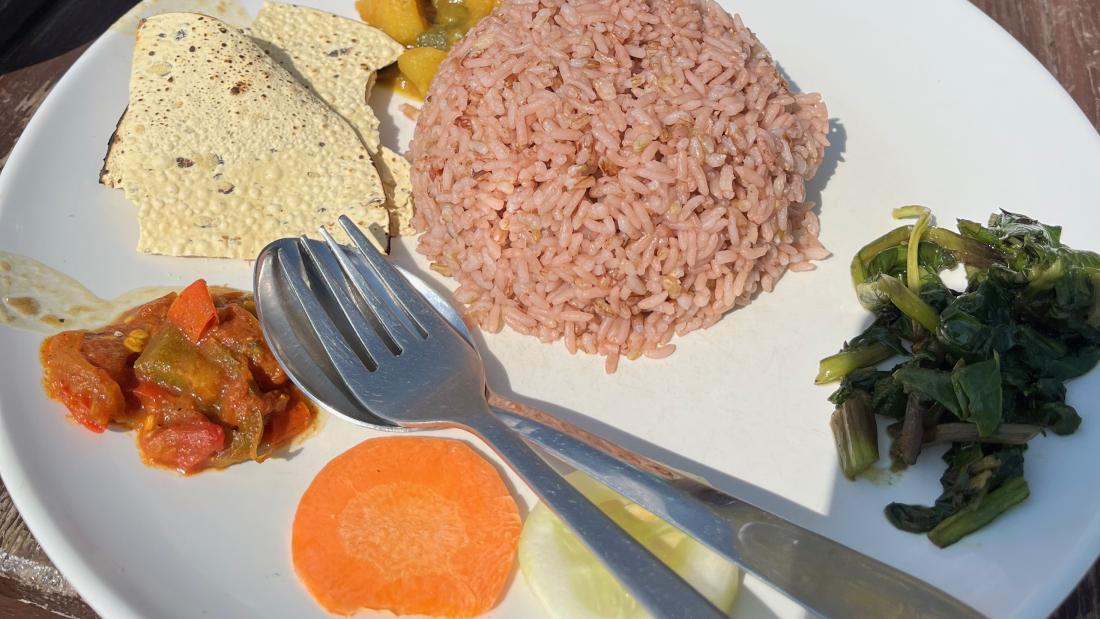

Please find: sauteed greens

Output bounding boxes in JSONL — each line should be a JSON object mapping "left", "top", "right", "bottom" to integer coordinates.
{"left": 820, "top": 208, "right": 1100, "bottom": 547}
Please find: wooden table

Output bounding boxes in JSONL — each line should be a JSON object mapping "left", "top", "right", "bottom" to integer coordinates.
{"left": 1, "top": 0, "right": 1098, "bottom": 617}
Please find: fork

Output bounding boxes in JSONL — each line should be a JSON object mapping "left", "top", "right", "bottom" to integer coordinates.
{"left": 263, "top": 215, "right": 727, "bottom": 619}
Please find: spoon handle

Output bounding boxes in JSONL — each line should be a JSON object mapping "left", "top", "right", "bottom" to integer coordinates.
{"left": 461, "top": 406, "right": 728, "bottom": 619}
{"left": 487, "top": 395, "right": 985, "bottom": 619}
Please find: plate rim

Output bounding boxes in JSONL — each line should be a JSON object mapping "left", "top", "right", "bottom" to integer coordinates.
{"left": 0, "top": 27, "right": 157, "bottom": 619}
{"left": 0, "top": 1, "right": 1098, "bottom": 618}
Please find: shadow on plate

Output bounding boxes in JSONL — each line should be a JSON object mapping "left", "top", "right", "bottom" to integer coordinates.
{"left": 775, "top": 61, "right": 846, "bottom": 220}
{"left": 387, "top": 245, "right": 841, "bottom": 614}
{"left": 368, "top": 84, "right": 403, "bottom": 152}
{"left": 387, "top": 241, "right": 832, "bottom": 535}
{"left": 805, "top": 118, "right": 845, "bottom": 219}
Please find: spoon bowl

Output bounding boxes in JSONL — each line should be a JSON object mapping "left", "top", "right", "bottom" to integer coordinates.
{"left": 256, "top": 245, "right": 467, "bottom": 430}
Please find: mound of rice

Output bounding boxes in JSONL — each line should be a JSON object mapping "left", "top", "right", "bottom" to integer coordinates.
{"left": 410, "top": 0, "right": 829, "bottom": 372}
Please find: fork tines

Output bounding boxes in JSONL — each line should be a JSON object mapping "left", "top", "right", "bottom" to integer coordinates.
{"left": 280, "top": 216, "right": 456, "bottom": 375}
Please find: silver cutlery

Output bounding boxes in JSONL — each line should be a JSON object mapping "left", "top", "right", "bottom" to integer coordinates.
{"left": 254, "top": 216, "right": 727, "bottom": 619}
{"left": 491, "top": 405, "right": 984, "bottom": 618}
{"left": 255, "top": 216, "right": 984, "bottom": 619}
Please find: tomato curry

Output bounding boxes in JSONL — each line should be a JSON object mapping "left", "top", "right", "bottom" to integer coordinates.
{"left": 40, "top": 279, "right": 315, "bottom": 474}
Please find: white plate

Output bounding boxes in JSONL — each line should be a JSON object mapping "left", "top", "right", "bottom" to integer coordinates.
{"left": 1, "top": 0, "right": 1098, "bottom": 617}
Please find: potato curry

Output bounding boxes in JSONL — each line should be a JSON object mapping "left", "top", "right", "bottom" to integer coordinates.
{"left": 356, "top": 0, "right": 498, "bottom": 99}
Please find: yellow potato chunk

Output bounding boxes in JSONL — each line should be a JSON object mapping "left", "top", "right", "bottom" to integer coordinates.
{"left": 397, "top": 47, "right": 448, "bottom": 98}
{"left": 355, "top": 0, "right": 428, "bottom": 46}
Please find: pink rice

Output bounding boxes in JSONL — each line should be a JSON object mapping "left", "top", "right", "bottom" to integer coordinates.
{"left": 409, "top": 0, "right": 830, "bottom": 372}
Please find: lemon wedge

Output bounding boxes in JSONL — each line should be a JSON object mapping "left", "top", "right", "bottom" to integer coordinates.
{"left": 519, "top": 471, "right": 740, "bottom": 618}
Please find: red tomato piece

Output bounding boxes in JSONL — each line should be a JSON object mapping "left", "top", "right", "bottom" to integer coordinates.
{"left": 140, "top": 419, "right": 226, "bottom": 474}
{"left": 41, "top": 331, "right": 125, "bottom": 433}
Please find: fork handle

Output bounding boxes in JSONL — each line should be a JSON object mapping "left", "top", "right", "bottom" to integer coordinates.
{"left": 462, "top": 407, "right": 728, "bottom": 619}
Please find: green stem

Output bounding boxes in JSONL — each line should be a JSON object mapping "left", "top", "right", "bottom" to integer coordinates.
{"left": 815, "top": 343, "right": 895, "bottom": 384}
{"left": 830, "top": 393, "right": 879, "bottom": 480}
{"left": 898, "top": 207, "right": 932, "bottom": 292}
{"left": 891, "top": 205, "right": 929, "bottom": 219}
{"left": 1023, "top": 258, "right": 1065, "bottom": 297}
{"left": 850, "top": 226, "right": 912, "bottom": 289}
{"left": 923, "top": 423, "right": 1041, "bottom": 446}
{"left": 925, "top": 227, "right": 1002, "bottom": 269}
{"left": 861, "top": 274, "right": 941, "bottom": 332}
{"left": 928, "top": 477, "right": 1030, "bottom": 548}
{"left": 850, "top": 225, "right": 1002, "bottom": 294}
{"left": 895, "top": 393, "right": 926, "bottom": 467}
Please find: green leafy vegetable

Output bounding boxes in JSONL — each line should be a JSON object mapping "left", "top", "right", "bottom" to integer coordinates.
{"left": 823, "top": 208, "right": 1100, "bottom": 546}
{"left": 928, "top": 477, "right": 1030, "bottom": 548}
{"left": 895, "top": 367, "right": 962, "bottom": 417}
{"left": 830, "top": 393, "right": 879, "bottom": 480}
{"left": 950, "top": 359, "right": 1003, "bottom": 437}
{"left": 884, "top": 444, "right": 1025, "bottom": 544}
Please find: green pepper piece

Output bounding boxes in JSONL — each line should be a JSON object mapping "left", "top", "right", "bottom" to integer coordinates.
{"left": 134, "top": 326, "right": 223, "bottom": 410}
{"left": 209, "top": 411, "right": 264, "bottom": 468}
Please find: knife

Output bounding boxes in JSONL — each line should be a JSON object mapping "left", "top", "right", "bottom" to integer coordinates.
{"left": 488, "top": 394, "right": 985, "bottom": 619}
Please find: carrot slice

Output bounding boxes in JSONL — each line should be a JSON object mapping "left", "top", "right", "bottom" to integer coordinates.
{"left": 292, "top": 437, "right": 521, "bottom": 617}
{"left": 166, "top": 279, "right": 218, "bottom": 342}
